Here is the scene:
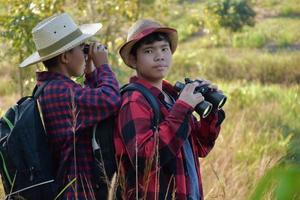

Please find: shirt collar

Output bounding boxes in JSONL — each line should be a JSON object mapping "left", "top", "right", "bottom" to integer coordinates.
{"left": 36, "top": 71, "right": 71, "bottom": 84}
{"left": 129, "top": 76, "right": 178, "bottom": 101}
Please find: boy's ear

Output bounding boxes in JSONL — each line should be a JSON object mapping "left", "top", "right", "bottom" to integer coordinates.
{"left": 60, "top": 52, "right": 69, "bottom": 64}
{"left": 128, "top": 55, "right": 137, "bottom": 69}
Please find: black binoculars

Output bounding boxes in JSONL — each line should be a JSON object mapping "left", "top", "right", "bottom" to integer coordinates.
{"left": 82, "top": 44, "right": 107, "bottom": 55}
{"left": 174, "top": 78, "right": 227, "bottom": 118}
{"left": 83, "top": 44, "right": 90, "bottom": 55}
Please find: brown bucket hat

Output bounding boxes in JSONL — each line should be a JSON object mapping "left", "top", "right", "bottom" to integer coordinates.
{"left": 119, "top": 19, "right": 178, "bottom": 68}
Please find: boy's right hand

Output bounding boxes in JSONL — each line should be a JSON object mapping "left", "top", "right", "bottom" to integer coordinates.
{"left": 86, "top": 42, "right": 109, "bottom": 70}
{"left": 178, "top": 82, "right": 204, "bottom": 108}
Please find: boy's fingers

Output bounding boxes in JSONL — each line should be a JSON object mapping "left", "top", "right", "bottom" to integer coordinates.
{"left": 198, "top": 80, "right": 211, "bottom": 87}
{"left": 194, "top": 93, "right": 204, "bottom": 101}
{"left": 185, "top": 82, "right": 198, "bottom": 93}
{"left": 88, "top": 42, "right": 95, "bottom": 56}
{"left": 97, "top": 44, "right": 108, "bottom": 52}
{"left": 93, "top": 42, "right": 99, "bottom": 53}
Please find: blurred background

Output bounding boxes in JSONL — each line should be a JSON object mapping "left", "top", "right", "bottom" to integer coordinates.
{"left": 0, "top": 0, "right": 299, "bottom": 199}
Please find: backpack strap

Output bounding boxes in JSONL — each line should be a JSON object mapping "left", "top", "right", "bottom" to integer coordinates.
{"left": 32, "top": 80, "right": 52, "bottom": 99}
{"left": 120, "top": 83, "right": 160, "bottom": 130}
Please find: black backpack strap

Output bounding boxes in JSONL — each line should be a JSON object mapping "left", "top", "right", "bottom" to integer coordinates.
{"left": 120, "top": 83, "right": 160, "bottom": 130}
{"left": 33, "top": 80, "right": 52, "bottom": 99}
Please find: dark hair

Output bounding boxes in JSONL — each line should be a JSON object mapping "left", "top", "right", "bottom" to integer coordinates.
{"left": 42, "top": 48, "right": 74, "bottom": 69}
{"left": 42, "top": 55, "right": 60, "bottom": 69}
{"left": 130, "top": 32, "right": 171, "bottom": 57}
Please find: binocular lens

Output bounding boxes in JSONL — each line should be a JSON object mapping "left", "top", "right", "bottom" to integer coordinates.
{"left": 195, "top": 101, "right": 213, "bottom": 118}
{"left": 203, "top": 104, "right": 212, "bottom": 118}
{"left": 217, "top": 97, "right": 227, "bottom": 109}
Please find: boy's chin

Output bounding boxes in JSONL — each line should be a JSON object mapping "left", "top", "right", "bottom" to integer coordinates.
{"left": 72, "top": 70, "right": 84, "bottom": 77}
{"left": 145, "top": 75, "right": 167, "bottom": 82}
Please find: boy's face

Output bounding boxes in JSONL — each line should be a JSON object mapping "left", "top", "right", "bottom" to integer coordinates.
{"left": 65, "top": 45, "right": 86, "bottom": 77}
{"left": 131, "top": 40, "right": 172, "bottom": 82}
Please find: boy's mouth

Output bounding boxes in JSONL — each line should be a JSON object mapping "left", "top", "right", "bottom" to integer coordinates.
{"left": 153, "top": 65, "right": 167, "bottom": 70}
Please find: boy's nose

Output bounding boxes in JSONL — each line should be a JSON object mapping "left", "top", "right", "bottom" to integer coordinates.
{"left": 155, "top": 57, "right": 164, "bottom": 62}
{"left": 154, "top": 52, "right": 165, "bottom": 62}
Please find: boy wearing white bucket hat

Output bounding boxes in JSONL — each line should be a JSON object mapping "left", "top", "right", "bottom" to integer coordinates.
{"left": 20, "top": 13, "right": 120, "bottom": 199}
{"left": 114, "top": 19, "right": 225, "bottom": 199}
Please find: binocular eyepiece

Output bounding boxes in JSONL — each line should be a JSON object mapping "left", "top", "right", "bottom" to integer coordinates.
{"left": 83, "top": 44, "right": 90, "bottom": 55}
{"left": 82, "top": 44, "right": 108, "bottom": 55}
{"left": 174, "top": 78, "right": 227, "bottom": 118}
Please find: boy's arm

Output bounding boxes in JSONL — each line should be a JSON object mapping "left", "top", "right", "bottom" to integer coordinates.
{"left": 192, "top": 109, "right": 225, "bottom": 157}
{"left": 118, "top": 97, "right": 193, "bottom": 169}
{"left": 84, "top": 64, "right": 113, "bottom": 88}
{"left": 66, "top": 64, "right": 120, "bottom": 130}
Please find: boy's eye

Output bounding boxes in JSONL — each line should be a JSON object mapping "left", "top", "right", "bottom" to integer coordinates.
{"left": 144, "top": 49, "right": 153, "bottom": 54}
{"left": 162, "top": 47, "right": 170, "bottom": 52}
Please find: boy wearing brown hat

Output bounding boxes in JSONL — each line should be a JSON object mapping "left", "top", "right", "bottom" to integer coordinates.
{"left": 20, "top": 13, "right": 120, "bottom": 199}
{"left": 114, "top": 19, "right": 225, "bottom": 199}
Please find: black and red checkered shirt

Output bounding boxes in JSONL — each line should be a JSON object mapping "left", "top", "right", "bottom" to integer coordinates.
{"left": 114, "top": 76, "right": 225, "bottom": 200}
{"left": 36, "top": 64, "right": 120, "bottom": 199}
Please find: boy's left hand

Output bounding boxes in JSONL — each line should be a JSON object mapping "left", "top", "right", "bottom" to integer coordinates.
{"left": 196, "top": 78, "right": 223, "bottom": 94}
{"left": 85, "top": 42, "right": 109, "bottom": 74}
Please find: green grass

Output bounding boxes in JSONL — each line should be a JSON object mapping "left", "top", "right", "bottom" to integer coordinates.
{"left": 170, "top": 46, "right": 300, "bottom": 84}
{"left": 162, "top": 0, "right": 300, "bottom": 85}
{"left": 189, "top": 17, "right": 300, "bottom": 49}
{"left": 256, "top": 0, "right": 300, "bottom": 17}
{"left": 237, "top": 18, "right": 300, "bottom": 48}
{"left": 232, "top": 30, "right": 267, "bottom": 48}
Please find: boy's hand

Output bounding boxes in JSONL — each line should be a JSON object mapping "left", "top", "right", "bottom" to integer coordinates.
{"left": 85, "top": 42, "right": 109, "bottom": 74}
{"left": 178, "top": 82, "right": 204, "bottom": 108}
{"left": 196, "top": 78, "right": 223, "bottom": 94}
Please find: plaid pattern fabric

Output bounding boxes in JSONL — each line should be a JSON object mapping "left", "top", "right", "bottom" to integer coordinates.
{"left": 36, "top": 64, "right": 120, "bottom": 200}
{"left": 114, "top": 76, "right": 225, "bottom": 200}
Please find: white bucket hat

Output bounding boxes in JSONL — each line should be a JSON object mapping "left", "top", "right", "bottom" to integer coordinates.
{"left": 20, "top": 13, "right": 102, "bottom": 68}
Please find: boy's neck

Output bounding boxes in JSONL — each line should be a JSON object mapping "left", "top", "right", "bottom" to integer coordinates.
{"left": 48, "top": 66, "right": 70, "bottom": 78}
{"left": 138, "top": 77, "right": 163, "bottom": 91}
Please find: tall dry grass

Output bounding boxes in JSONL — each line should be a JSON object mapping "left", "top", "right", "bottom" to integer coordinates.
{"left": 0, "top": 81, "right": 298, "bottom": 199}
{"left": 200, "top": 82, "right": 298, "bottom": 200}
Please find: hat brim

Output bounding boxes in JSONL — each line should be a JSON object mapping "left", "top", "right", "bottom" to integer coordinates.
{"left": 119, "top": 27, "right": 178, "bottom": 68}
{"left": 20, "top": 23, "right": 102, "bottom": 68}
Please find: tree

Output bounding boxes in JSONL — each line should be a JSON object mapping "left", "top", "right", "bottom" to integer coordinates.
{"left": 205, "top": 0, "right": 255, "bottom": 32}
{"left": 0, "top": 0, "right": 65, "bottom": 96}
{"left": 0, "top": 0, "right": 173, "bottom": 91}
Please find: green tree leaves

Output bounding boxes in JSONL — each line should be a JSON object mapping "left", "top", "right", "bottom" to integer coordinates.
{"left": 205, "top": 0, "right": 256, "bottom": 32}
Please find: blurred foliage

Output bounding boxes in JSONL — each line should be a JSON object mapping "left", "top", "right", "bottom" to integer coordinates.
{"left": 0, "top": 0, "right": 173, "bottom": 95}
{"left": 250, "top": 164, "right": 300, "bottom": 200}
{"left": 205, "top": 0, "right": 256, "bottom": 32}
{"left": 0, "top": 0, "right": 65, "bottom": 96}
{"left": 168, "top": 2, "right": 204, "bottom": 42}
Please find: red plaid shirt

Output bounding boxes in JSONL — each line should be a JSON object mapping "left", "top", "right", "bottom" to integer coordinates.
{"left": 114, "top": 76, "right": 225, "bottom": 200}
{"left": 36, "top": 64, "right": 120, "bottom": 200}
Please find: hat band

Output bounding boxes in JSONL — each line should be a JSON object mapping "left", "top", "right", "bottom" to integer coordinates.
{"left": 38, "top": 28, "right": 83, "bottom": 57}
{"left": 131, "top": 27, "right": 158, "bottom": 41}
